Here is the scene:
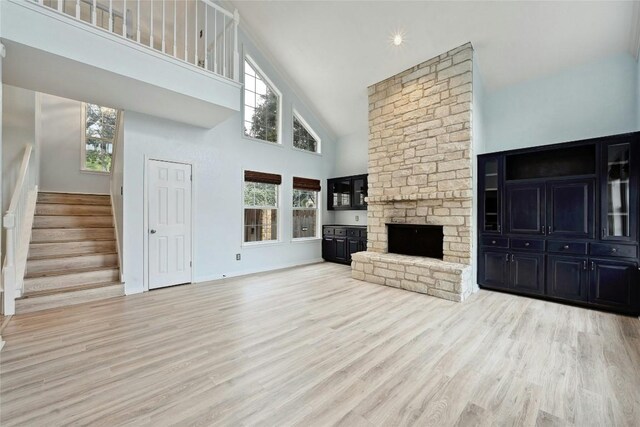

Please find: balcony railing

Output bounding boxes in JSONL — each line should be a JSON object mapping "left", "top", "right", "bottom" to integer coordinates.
{"left": 35, "top": 0, "right": 240, "bottom": 81}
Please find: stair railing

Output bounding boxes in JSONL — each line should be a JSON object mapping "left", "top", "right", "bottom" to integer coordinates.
{"left": 33, "top": 0, "right": 240, "bottom": 82}
{"left": 2, "top": 145, "right": 37, "bottom": 315}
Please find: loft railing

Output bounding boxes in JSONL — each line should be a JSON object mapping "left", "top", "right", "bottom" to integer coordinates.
{"left": 2, "top": 145, "right": 37, "bottom": 316}
{"left": 34, "top": 0, "right": 240, "bottom": 81}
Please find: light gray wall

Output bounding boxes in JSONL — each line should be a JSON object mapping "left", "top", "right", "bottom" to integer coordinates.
{"left": 483, "top": 52, "right": 638, "bottom": 153}
{"left": 121, "top": 28, "right": 337, "bottom": 294}
{"left": 2, "top": 85, "right": 35, "bottom": 214}
{"left": 39, "top": 93, "right": 110, "bottom": 194}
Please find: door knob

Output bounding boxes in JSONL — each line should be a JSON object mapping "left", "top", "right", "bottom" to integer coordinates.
{"left": 150, "top": 229, "right": 157, "bottom": 234}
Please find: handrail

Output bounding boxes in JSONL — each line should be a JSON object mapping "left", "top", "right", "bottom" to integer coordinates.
{"left": 33, "top": 0, "right": 240, "bottom": 82}
{"left": 2, "top": 145, "right": 34, "bottom": 316}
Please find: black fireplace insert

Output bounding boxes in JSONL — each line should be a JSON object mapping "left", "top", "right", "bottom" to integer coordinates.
{"left": 387, "top": 224, "right": 444, "bottom": 259}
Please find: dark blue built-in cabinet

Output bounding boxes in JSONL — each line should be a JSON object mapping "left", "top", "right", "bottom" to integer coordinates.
{"left": 478, "top": 132, "right": 640, "bottom": 315}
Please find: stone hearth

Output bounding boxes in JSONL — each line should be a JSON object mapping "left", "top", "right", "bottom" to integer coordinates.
{"left": 351, "top": 43, "right": 475, "bottom": 302}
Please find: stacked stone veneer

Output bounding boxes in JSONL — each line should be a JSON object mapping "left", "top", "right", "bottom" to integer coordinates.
{"left": 351, "top": 43, "right": 475, "bottom": 302}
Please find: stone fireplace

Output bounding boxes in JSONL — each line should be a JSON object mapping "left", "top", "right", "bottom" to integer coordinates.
{"left": 351, "top": 43, "right": 475, "bottom": 302}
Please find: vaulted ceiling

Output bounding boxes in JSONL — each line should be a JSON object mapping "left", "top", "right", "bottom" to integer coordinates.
{"left": 232, "top": 1, "right": 637, "bottom": 139}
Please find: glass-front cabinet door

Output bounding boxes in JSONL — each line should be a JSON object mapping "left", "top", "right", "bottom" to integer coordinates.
{"left": 601, "top": 141, "right": 638, "bottom": 241}
{"left": 479, "top": 156, "right": 503, "bottom": 234}
{"left": 329, "top": 178, "right": 352, "bottom": 209}
{"left": 351, "top": 176, "right": 368, "bottom": 210}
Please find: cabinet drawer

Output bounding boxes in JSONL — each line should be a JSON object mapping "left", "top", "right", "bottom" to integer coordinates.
{"left": 511, "top": 238, "right": 545, "bottom": 251}
{"left": 323, "top": 227, "right": 334, "bottom": 236}
{"left": 334, "top": 228, "right": 347, "bottom": 237}
{"left": 481, "top": 236, "right": 509, "bottom": 248}
{"left": 590, "top": 243, "right": 638, "bottom": 259}
{"left": 347, "top": 229, "right": 359, "bottom": 237}
{"left": 548, "top": 241, "right": 588, "bottom": 255}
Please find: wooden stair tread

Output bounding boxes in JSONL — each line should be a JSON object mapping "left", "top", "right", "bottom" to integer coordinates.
{"left": 15, "top": 283, "right": 124, "bottom": 314}
{"left": 24, "top": 266, "right": 119, "bottom": 279}
{"left": 35, "top": 203, "right": 112, "bottom": 216}
{"left": 37, "top": 193, "right": 111, "bottom": 206}
{"left": 20, "top": 281, "right": 122, "bottom": 298}
{"left": 31, "top": 227, "right": 116, "bottom": 243}
{"left": 27, "top": 251, "right": 117, "bottom": 261}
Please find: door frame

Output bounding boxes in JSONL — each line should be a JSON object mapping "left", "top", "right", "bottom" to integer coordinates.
{"left": 143, "top": 156, "right": 196, "bottom": 292}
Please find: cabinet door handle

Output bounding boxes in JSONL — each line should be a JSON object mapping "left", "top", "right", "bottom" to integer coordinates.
{"left": 497, "top": 225, "right": 502, "bottom": 233}
{"left": 524, "top": 242, "right": 530, "bottom": 247}
{"left": 492, "top": 240, "right": 497, "bottom": 244}
{"left": 548, "top": 225, "right": 552, "bottom": 234}
{"left": 591, "top": 261, "right": 595, "bottom": 271}
{"left": 563, "top": 245, "right": 570, "bottom": 250}
{"left": 541, "top": 226, "right": 545, "bottom": 235}
{"left": 511, "top": 254, "right": 515, "bottom": 262}
{"left": 506, "top": 254, "right": 510, "bottom": 263}
{"left": 611, "top": 248, "right": 617, "bottom": 253}
{"left": 583, "top": 260, "right": 587, "bottom": 270}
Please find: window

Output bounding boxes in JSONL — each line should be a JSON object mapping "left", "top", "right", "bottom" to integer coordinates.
{"left": 293, "top": 112, "right": 320, "bottom": 153}
{"left": 244, "top": 170, "right": 281, "bottom": 243}
{"left": 82, "top": 103, "right": 117, "bottom": 173}
{"left": 292, "top": 177, "right": 321, "bottom": 239}
{"left": 243, "top": 58, "right": 280, "bottom": 143}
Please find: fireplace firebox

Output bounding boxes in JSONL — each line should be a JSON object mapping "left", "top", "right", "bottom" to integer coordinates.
{"left": 387, "top": 224, "right": 444, "bottom": 260}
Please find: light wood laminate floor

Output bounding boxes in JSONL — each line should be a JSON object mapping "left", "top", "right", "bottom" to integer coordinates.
{"left": 1, "top": 263, "right": 639, "bottom": 426}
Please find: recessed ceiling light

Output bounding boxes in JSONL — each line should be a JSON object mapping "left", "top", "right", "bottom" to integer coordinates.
{"left": 390, "top": 30, "right": 406, "bottom": 47}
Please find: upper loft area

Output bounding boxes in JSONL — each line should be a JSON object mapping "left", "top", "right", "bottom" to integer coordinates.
{"left": 0, "top": 0, "right": 241, "bottom": 128}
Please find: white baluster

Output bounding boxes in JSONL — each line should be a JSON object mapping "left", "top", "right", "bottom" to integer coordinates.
{"left": 162, "top": 0, "right": 166, "bottom": 52}
{"left": 184, "top": 0, "right": 188, "bottom": 61}
{"left": 123, "top": 0, "right": 127, "bottom": 37}
{"left": 58, "top": 0, "right": 63, "bottom": 12}
{"left": 233, "top": 9, "right": 239, "bottom": 81}
{"left": 109, "top": 0, "right": 113, "bottom": 31}
{"left": 92, "top": 0, "right": 97, "bottom": 25}
{"left": 195, "top": 0, "right": 198, "bottom": 66}
{"left": 150, "top": 0, "right": 154, "bottom": 48}
{"left": 214, "top": 12, "right": 218, "bottom": 74}
{"left": 136, "top": 0, "right": 141, "bottom": 42}
{"left": 173, "top": 0, "right": 177, "bottom": 57}
{"left": 204, "top": 5, "right": 208, "bottom": 71}
{"left": 76, "top": 0, "right": 80, "bottom": 19}
{"left": 222, "top": 15, "right": 226, "bottom": 77}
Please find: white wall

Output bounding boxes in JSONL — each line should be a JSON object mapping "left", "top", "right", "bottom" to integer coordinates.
{"left": 121, "top": 29, "right": 337, "bottom": 294}
{"left": 39, "top": 93, "right": 110, "bottom": 194}
{"left": 2, "top": 85, "right": 35, "bottom": 213}
{"left": 483, "top": 53, "right": 638, "bottom": 153}
{"left": 471, "top": 52, "right": 486, "bottom": 290}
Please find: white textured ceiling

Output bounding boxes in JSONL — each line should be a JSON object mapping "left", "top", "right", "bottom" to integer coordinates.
{"left": 232, "top": 1, "right": 637, "bottom": 139}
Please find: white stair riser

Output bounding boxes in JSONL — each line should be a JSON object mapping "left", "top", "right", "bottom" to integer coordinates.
{"left": 17, "top": 285, "right": 124, "bottom": 314}
{"left": 23, "top": 268, "right": 120, "bottom": 293}
{"left": 31, "top": 228, "right": 116, "bottom": 243}
{"left": 33, "top": 216, "right": 113, "bottom": 229}
{"left": 29, "top": 241, "right": 116, "bottom": 258}
{"left": 36, "top": 204, "right": 112, "bottom": 216}
{"left": 26, "top": 254, "right": 118, "bottom": 276}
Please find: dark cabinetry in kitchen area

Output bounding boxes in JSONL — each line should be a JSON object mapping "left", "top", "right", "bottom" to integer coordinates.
{"left": 478, "top": 132, "right": 640, "bottom": 315}
{"left": 327, "top": 174, "right": 368, "bottom": 210}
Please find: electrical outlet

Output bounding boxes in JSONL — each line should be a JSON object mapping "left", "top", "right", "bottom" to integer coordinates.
{"left": 355, "top": 215, "right": 360, "bottom": 222}
{"left": 236, "top": 253, "right": 241, "bottom": 261}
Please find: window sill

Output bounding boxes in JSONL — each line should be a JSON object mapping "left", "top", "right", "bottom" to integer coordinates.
{"left": 242, "top": 240, "right": 283, "bottom": 248}
{"left": 242, "top": 134, "right": 283, "bottom": 147}
{"left": 291, "top": 237, "right": 321, "bottom": 243}
{"left": 80, "top": 169, "right": 111, "bottom": 176}
{"left": 292, "top": 146, "right": 322, "bottom": 157}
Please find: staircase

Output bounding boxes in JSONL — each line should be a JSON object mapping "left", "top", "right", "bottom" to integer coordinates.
{"left": 16, "top": 192, "right": 123, "bottom": 314}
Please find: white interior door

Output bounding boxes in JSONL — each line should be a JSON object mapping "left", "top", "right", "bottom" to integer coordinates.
{"left": 148, "top": 159, "right": 192, "bottom": 289}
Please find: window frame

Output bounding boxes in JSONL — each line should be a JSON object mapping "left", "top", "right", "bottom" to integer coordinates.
{"left": 242, "top": 171, "right": 282, "bottom": 246}
{"left": 242, "top": 55, "right": 283, "bottom": 146}
{"left": 292, "top": 109, "right": 321, "bottom": 155}
{"left": 292, "top": 187, "right": 321, "bottom": 241}
{"left": 80, "top": 102, "right": 118, "bottom": 175}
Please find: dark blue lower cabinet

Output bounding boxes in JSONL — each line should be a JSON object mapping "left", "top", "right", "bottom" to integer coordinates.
{"left": 478, "top": 250, "right": 509, "bottom": 289}
{"left": 547, "top": 255, "right": 588, "bottom": 301}
{"left": 589, "top": 259, "right": 639, "bottom": 310}
{"left": 322, "top": 237, "right": 335, "bottom": 261}
{"left": 510, "top": 252, "right": 545, "bottom": 295}
{"left": 334, "top": 238, "right": 348, "bottom": 262}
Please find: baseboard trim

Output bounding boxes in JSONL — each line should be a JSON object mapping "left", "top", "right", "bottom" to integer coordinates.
{"left": 194, "top": 258, "right": 326, "bottom": 284}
